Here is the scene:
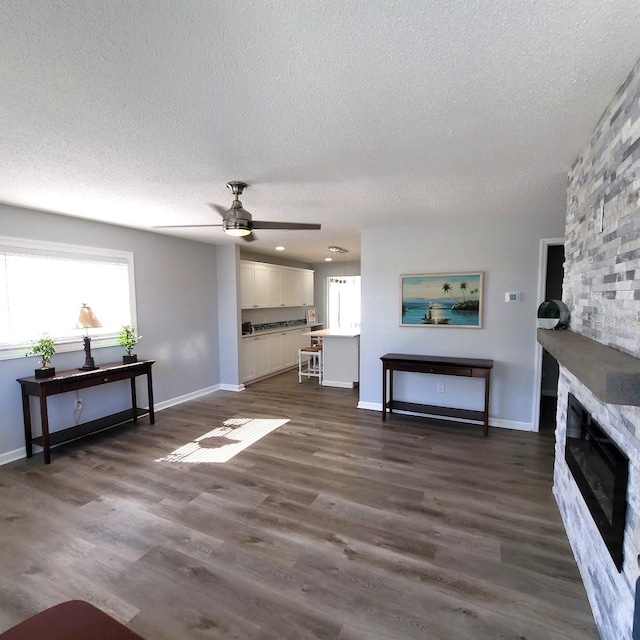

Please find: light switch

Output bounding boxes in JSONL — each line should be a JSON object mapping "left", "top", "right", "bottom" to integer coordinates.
{"left": 505, "top": 292, "right": 521, "bottom": 303}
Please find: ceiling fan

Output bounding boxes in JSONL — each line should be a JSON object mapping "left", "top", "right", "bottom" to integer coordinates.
{"left": 154, "top": 181, "right": 321, "bottom": 242}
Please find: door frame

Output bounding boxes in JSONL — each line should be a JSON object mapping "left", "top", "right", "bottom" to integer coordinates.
{"left": 531, "top": 237, "right": 565, "bottom": 432}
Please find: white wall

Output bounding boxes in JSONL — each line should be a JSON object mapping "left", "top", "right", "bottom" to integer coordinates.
{"left": 359, "top": 212, "right": 565, "bottom": 429}
{"left": 0, "top": 204, "right": 220, "bottom": 461}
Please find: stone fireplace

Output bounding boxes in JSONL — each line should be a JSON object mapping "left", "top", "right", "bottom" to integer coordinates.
{"left": 540, "top": 57, "right": 640, "bottom": 640}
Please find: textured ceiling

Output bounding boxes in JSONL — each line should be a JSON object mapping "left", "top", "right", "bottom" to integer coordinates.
{"left": 1, "top": 1, "right": 639, "bottom": 263}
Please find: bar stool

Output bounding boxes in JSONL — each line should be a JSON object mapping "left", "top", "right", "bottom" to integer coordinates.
{"left": 298, "top": 345, "right": 323, "bottom": 384}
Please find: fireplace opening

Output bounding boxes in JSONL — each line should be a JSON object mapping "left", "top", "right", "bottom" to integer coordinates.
{"left": 565, "top": 393, "right": 629, "bottom": 571}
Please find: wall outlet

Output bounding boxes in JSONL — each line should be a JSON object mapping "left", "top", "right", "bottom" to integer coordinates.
{"left": 74, "top": 398, "right": 83, "bottom": 411}
{"left": 437, "top": 382, "right": 445, "bottom": 393}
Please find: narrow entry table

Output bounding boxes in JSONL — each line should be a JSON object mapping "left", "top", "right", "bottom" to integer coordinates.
{"left": 17, "top": 360, "right": 155, "bottom": 464}
{"left": 381, "top": 353, "right": 493, "bottom": 435}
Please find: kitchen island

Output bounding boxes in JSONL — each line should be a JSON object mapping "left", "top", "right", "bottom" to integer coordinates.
{"left": 304, "top": 329, "right": 360, "bottom": 388}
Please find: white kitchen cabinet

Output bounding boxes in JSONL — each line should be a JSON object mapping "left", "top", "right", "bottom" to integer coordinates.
{"left": 254, "top": 264, "right": 270, "bottom": 307}
{"left": 267, "top": 332, "right": 283, "bottom": 371}
{"left": 282, "top": 329, "right": 304, "bottom": 367}
{"left": 266, "top": 267, "right": 282, "bottom": 307}
{"left": 301, "top": 270, "right": 314, "bottom": 306}
{"left": 242, "top": 327, "right": 311, "bottom": 383}
{"left": 280, "top": 268, "right": 301, "bottom": 307}
{"left": 240, "top": 263, "right": 254, "bottom": 309}
{"left": 240, "top": 336, "right": 256, "bottom": 381}
{"left": 241, "top": 262, "right": 270, "bottom": 309}
{"left": 240, "top": 260, "right": 314, "bottom": 309}
{"left": 253, "top": 335, "right": 270, "bottom": 378}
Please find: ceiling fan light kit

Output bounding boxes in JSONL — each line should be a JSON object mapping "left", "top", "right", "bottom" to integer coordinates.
{"left": 223, "top": 219, "right": 252, "bottom": 237}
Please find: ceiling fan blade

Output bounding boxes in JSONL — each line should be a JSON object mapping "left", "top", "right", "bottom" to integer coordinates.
{"left": 251, "top": 221, "right": 321, "bottom": 230}
{"left": 208, "top": 203, "right": 229, "bottom": 218}
{"left": 242, "top": 232, "right": 256, "bottom": 242}
{"left": 153, "top": 224, "right": 224, "bottom": 228}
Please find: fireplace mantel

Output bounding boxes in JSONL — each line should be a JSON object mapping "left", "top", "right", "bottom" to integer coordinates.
{"left": 537, "top": 329, "right": 640, "bottom": 406}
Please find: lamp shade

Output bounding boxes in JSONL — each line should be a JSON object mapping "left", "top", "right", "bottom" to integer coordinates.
{"left": 76, "top": 304, "right": 102, "bottom": 329}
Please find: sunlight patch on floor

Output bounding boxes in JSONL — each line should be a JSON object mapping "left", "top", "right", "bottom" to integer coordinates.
{"left": 155, "top": 417, "right": 289, "bottom": 464}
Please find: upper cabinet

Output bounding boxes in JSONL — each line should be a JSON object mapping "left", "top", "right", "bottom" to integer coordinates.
{"left": 240, "top": 260, "right": 314, "bottom": 309}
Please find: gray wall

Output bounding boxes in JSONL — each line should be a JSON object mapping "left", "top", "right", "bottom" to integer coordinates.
{"left": 0, "top": 204, "right": 220, "bottom": 460}
{"left": 313, "top": 260, "right": 361, "bottom": 326}
{"left": 554, "top": 57, "right": 640, "bottom": 640}
{"left": 358, "top": 211, "right": 565, "bottom": 429}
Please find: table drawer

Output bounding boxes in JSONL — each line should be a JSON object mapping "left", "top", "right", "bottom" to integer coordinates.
{"left": 61, "top": 369, "right": 135, "bottom": 392}
{"left": 422, "top": 365, "right": 472, "bottom": 377}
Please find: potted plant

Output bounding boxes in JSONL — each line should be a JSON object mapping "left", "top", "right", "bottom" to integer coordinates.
{"left": 118, "top": 325, "right": 141, "bottom": 363}
{"left": 26, "top": 335, "right": 56, "bottom": 378}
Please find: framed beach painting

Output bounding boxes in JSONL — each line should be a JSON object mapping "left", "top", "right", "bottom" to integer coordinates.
{"left": 400, "top": 272, "right": 484, "bottom": 328}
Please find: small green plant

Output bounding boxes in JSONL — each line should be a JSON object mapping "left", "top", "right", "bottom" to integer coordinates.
{"left": 26, "top": 335, "right": 56, "bottom": 369}
{"left": 118, "top": 325, "right": 141, "bottom": 355}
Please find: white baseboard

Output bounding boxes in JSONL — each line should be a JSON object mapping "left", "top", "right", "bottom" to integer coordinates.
{"left": 219, "top": 383, "right": 245, "bottom": 392}
{"left": 354, "top": 401, "right": 533, "bottom": 431}
{"left": 322, "top": 380, "right": 356, "bottom": 388}
{"left": 152, "top": 385, "right": 221, "bottom": 411}
{"left": 0, "top": 447, "right": 26, "bottom": 466}
{"left": 357, "top": 401, "right": 381, "bottom": 411}
{"left": 489, "top": 417, "right": 535, "bottom": 431}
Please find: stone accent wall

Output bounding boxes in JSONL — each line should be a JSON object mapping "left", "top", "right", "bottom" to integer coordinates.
{"left": 559, "top": 57, "right": 640, "bottom": 640}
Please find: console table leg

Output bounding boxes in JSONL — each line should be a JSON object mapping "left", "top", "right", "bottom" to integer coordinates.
{"left": 483, "top": 370, "right": 491, "bottom": 437}
{"left": 382, "top": 366, "right": 387, "bottom": 421}
{"left": 147, "top": 368, "right": 155, "bottom": 424}
{"left": 21, "top": 387, "right": 33, "bottom": 458}
{"left": 39, "top": 389, "right": 51, "bottom": 464}
{"left": 130, "top": 378, "right": 138, "bottom": 423}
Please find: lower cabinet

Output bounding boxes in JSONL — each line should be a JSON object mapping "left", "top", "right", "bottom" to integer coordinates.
{"left": 268, "top": 333, "right": 283, "bottom": 372}
{"left": 242, "top": 328, "right": 311, "bottom": 383}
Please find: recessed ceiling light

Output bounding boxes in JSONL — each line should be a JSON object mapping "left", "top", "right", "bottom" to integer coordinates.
{"left": 324, "top": 257, "right": 333, "bottom": 262}
{"left": 275, "top": 246, "right": 285, "bottom": 251}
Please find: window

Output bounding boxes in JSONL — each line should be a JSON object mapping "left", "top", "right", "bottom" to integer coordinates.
{"left": 0, "top": 236, "right": 136, "bottom": 360}
{"left": 327, "top": 275, "right": 361, "bottom": 330}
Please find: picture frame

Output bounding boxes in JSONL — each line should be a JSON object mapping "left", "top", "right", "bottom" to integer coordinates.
{"left": 400, "top": 272, "right": 484, "bottom": 328}
{"left": 305, "top": 307, "right": 318, "bottom": 324}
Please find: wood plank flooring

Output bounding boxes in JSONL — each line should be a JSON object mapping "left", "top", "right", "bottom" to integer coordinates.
{"left": 0, "top": 372, "right": 598, "bottom": 639}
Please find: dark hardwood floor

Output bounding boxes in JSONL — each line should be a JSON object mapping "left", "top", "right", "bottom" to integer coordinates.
{"left": 0, "top": 371, "right": 597, "bottom": 639}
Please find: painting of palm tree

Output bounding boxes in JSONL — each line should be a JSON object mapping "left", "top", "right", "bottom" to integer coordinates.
{"left": 400, "top": 272, "right": 483, "bottom": 328}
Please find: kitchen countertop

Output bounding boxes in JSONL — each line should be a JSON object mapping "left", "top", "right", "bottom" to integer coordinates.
{"left": 243, "top": 324, "right": 323, "bottom": 338}
{"left": 303, "top": 329, "right": 360, "bottom": 338}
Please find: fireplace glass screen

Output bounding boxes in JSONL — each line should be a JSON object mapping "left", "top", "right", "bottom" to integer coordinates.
{"left": 565, "top": 393, "right": 628, "bottom": 571}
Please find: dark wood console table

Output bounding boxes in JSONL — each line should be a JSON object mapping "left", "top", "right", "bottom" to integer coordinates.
{"left": 17, "top": 360, "right": 155, "bottom": 464}
{"left": 381, "top": 353, "right": 493, "bottom": 435}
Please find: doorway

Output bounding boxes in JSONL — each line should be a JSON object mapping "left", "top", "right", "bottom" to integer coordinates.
{"left": 533, "top": 238, "right": 565, "bottom": 432}
{"left": 327, "top": 276, "right": 361, "bottom": 331}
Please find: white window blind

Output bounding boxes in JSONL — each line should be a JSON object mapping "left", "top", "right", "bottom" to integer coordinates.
{"left": 0, "top": 237, "right": 135, "bottom": 357}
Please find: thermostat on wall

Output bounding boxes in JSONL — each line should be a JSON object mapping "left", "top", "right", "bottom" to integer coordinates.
{"left": 505, "top": 292, "right": 521, "bottom": 303}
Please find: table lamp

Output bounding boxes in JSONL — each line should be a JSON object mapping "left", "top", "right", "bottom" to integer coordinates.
{"left": 76, "top": 303, "right": 102, "bottom": 370}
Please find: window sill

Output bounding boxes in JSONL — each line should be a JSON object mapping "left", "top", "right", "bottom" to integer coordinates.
{"left": 0, "top": 335, "right": 120, "bottom": 363}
